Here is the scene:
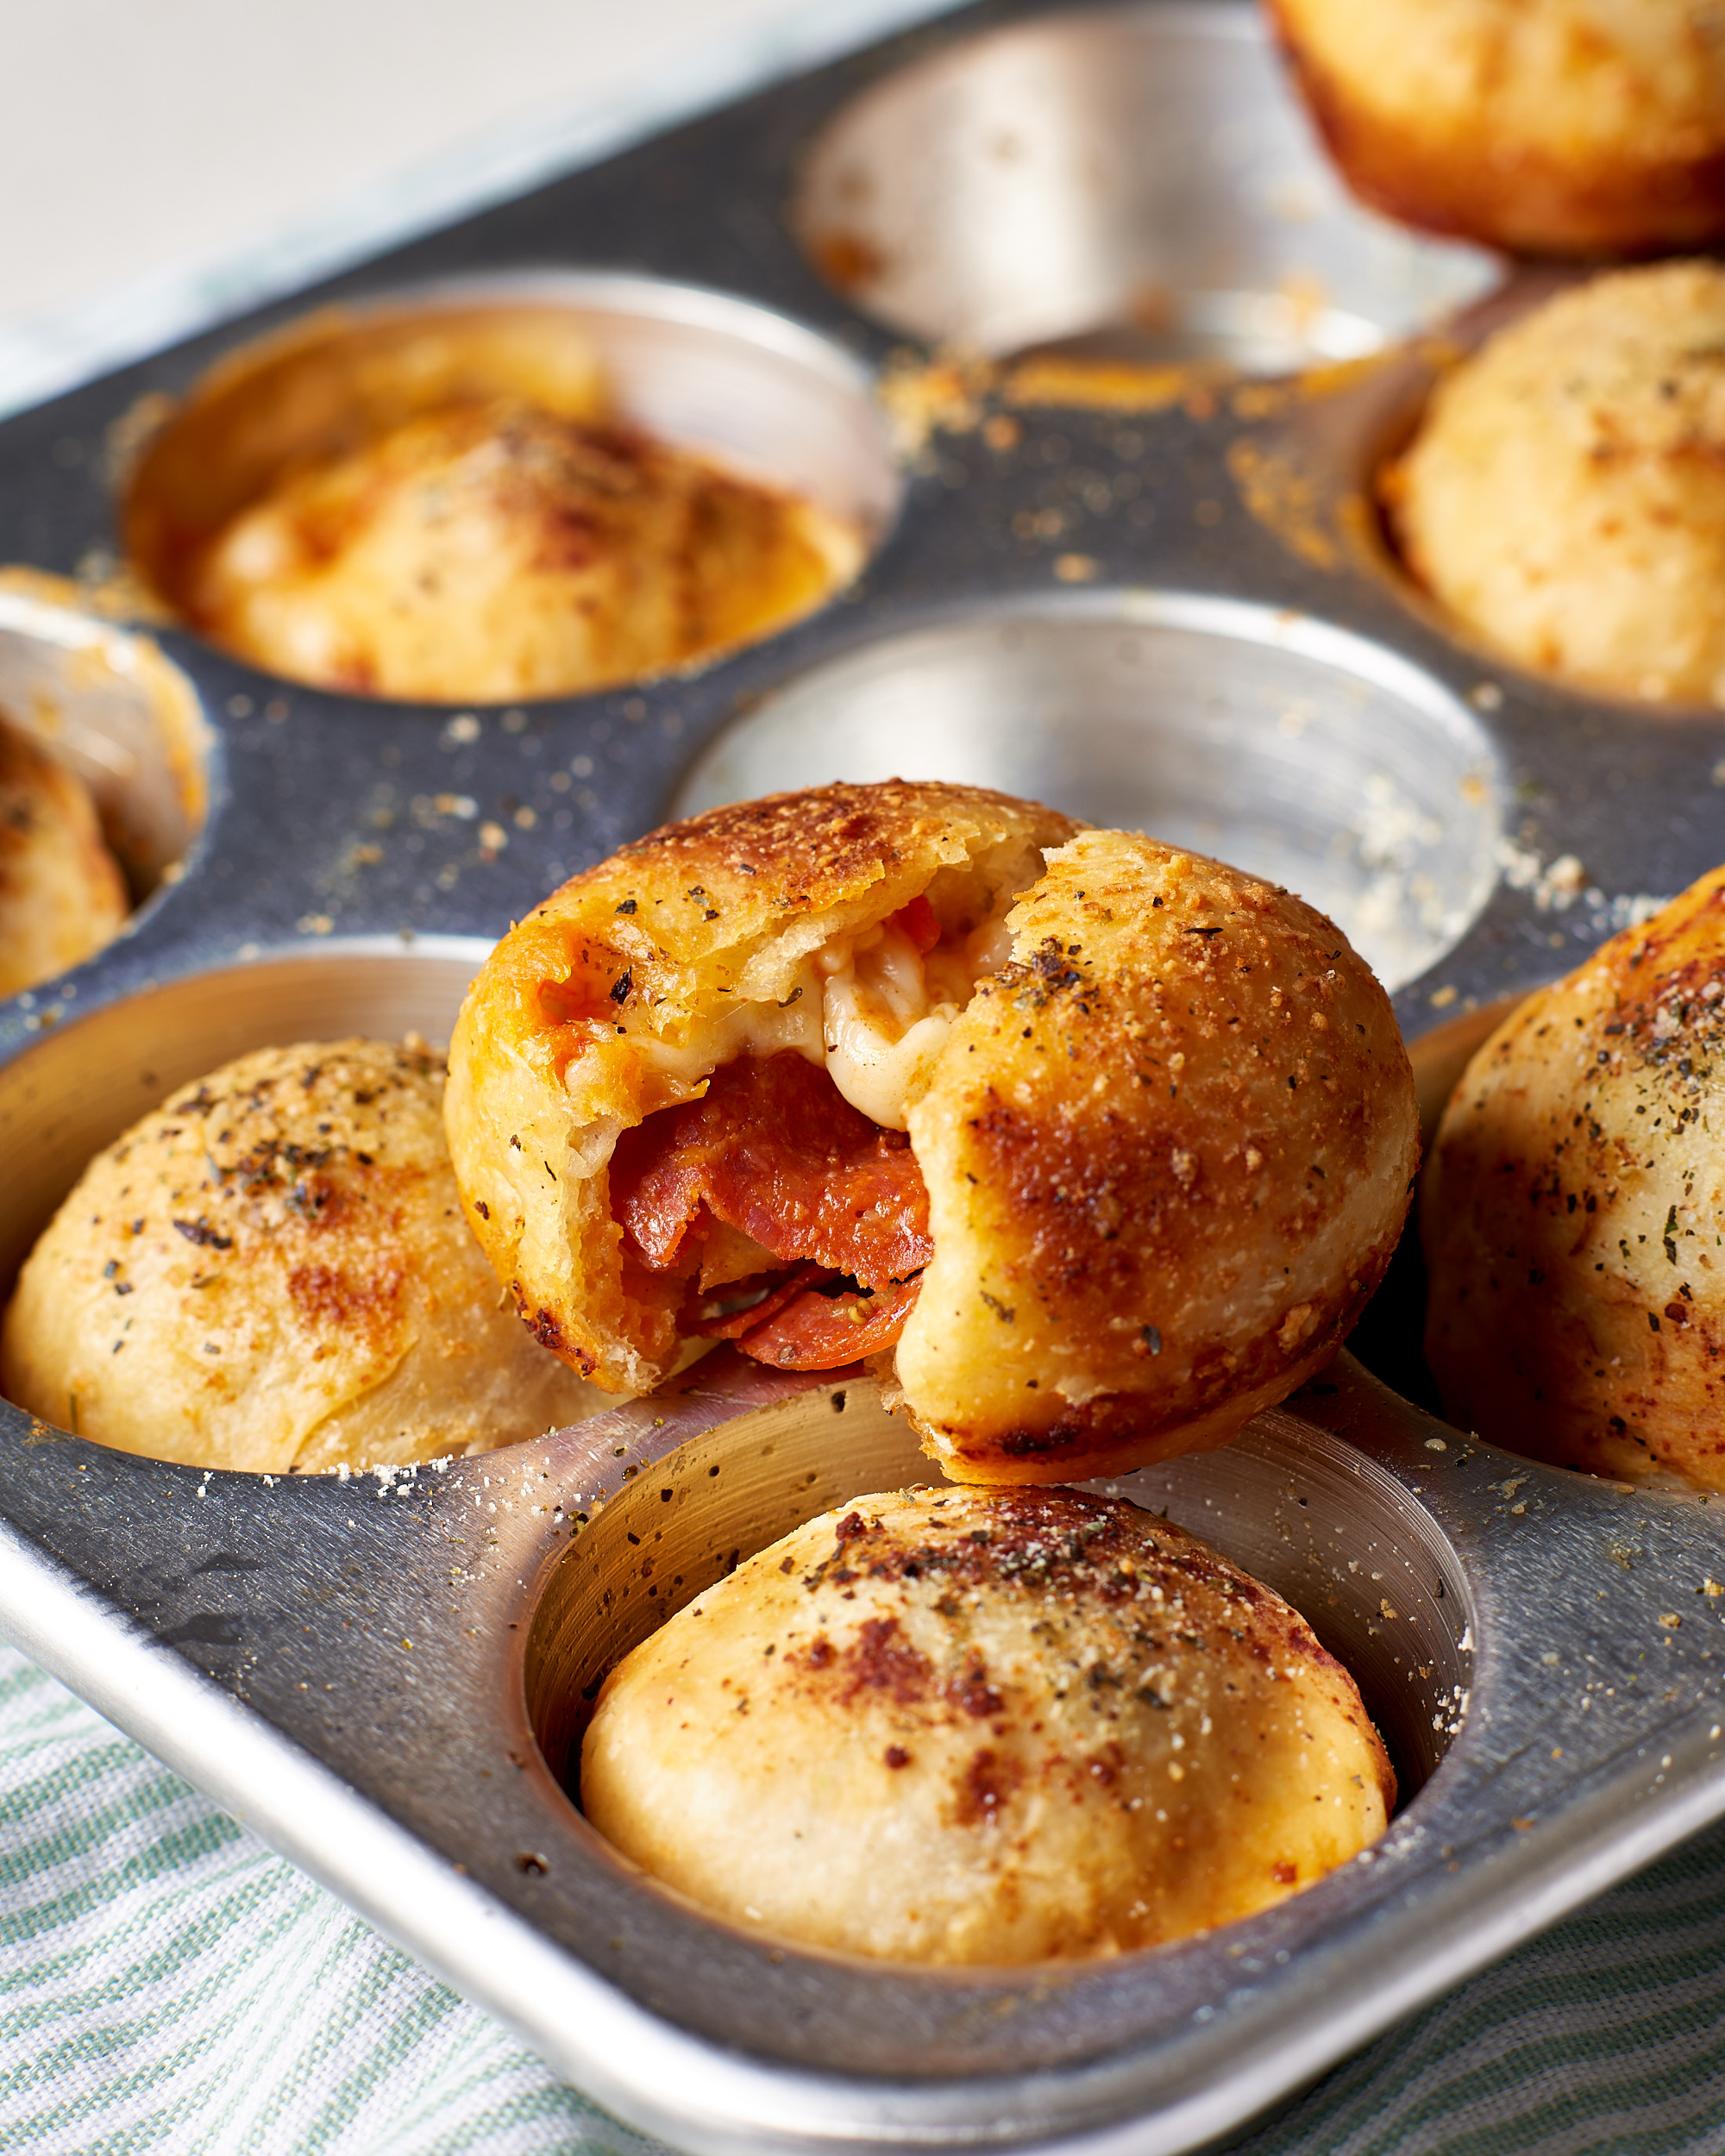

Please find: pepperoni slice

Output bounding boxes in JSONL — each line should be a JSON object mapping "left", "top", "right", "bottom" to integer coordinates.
{"left": 734, "top": 1274, "right": 923, "bottom": 1369}
{"left": 610, "top": 1053, "right": 932, "bottom": 1371}
{"left": 683, "top": 1263, "right": 828, "bottom": 1340}
{"left": 609, "top": 1052, "right": 932, "bottom": 1285}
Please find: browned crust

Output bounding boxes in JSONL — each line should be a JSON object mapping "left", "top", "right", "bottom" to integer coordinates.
{"left": 582, "top": 1484, "right": 1396, "bottom": 1962}
{"left": 443, "top": 781, "right": 1079, "bottom": 1394}
{"left": 899, "top": 831, "right": 1419, "bottom": 1482}
{"left": 125, "top": 304, "right": 616, "bottom": 597}
{"left": 1424, "top": 867, "right": 1725, "bottom": 1487}
{"left": 604, "top": 780, "right": 1065, "bottom": 937}
{"left": 922, "top": 1338, "right": 1375, "bottom": 1487}
{"left": 1269, "top": 1, "right": 1725, "bottom": 256}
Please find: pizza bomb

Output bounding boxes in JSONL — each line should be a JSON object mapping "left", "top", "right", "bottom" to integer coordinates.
{"left": 581, "top": 1484, "right": 1396, "bottom": 1964}
{"left": 0, "top": 713, "right": 129, "bottom": 1000}
{"left": 1269, "top": 0, "right": 1725, "bottom": 258}
{"left": 445, "top": 781, "right": 1418, "bottom": 1482}
{"left": 2, "top": 1037, "right": 603, "bottom": 1471}
{"left": 1425, "top": 863, "right": 1725, "bottom": 1488}
{"left": 185, "top": 404, "right": 861, "bottom": 704}
{"left": 1385, "top": 263, "right": 1725, "bottom": 708}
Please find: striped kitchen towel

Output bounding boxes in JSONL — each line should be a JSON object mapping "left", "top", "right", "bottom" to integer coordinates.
{"left": 0, "top": 1645, "right": 668, "bottom": 2155}
{"left": 5, "top": 1636, "right": 1725, "bottom": 2156}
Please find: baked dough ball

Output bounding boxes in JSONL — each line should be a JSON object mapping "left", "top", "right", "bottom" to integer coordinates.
{"left": 445, "top": 780, "right": 1418, "bottom": 1482}
{"left": 1387, "top": 263, "right": 1725, "bottom": 705}
{"left": 1, "top": 1037, "right": 602, "bottom": 1471}
{"left": 180, "top": 401, "right": 861, "bottom": 702}
{"left": 1424, "top": 864, "right": 1725, "bottom": 1487}
{"left": 0, "top": 714, "right": 128, "bottom": 999}
{"left": 581, "top": 1484, "right": 1395, "bottom": 1964}
{"left": 1270, "top": 0, "right": 1725, "bottom": 255}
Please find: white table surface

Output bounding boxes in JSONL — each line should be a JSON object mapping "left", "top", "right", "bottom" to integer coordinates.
{"left": 0, "top": 0, "right": 957, "bottom": 418}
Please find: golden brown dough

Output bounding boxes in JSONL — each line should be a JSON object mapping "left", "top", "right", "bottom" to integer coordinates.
{"left": 581, "top": 1484, "right": 1394, "bottom": 1965}
{"left": 899, "top": 829, "right": 1417, "bottom": 1480}
{"left": 444, "top": 780, "right": 1418, "bottom": 1482}
{"left": 179, "top": 402, "right": 860, "bottom": 703}
{"left": 0, "top": 714, "right": 128, "bottom": 999}
{"left": 1386, "top": 263, "right": 1725, "bottom": 706}
{"left": 1, "top": 1037, "right": 603, "bottom": 1471}
{"left": 1426, "top": 867, "right": 1725, "bottom": 1488}
{"left": 446, "top": 780, "right": 1068, "bottom": 1388}
{"left": 1270, "top": 0, "right": 1725, "bottom": 255}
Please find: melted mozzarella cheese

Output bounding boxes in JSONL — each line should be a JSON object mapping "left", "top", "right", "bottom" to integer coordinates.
{"left": 613, "top": 906, "right": 1011, "bottom": 1133}
{"left": 819, "top": 921, "right": 957, "bottom": 1131}
{"left": 628, "top": 962, "right": 827, "bottom": 1107}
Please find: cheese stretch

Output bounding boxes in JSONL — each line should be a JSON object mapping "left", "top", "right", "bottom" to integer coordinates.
{"left": 627, "top": 907, "right": 1015, "bottom": 1134}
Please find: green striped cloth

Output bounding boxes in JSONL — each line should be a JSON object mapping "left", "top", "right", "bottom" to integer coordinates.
{"left": 0, "top": 1645, "right": 669, "bottom": 2154}
{"left": 6, "top": 1635, "right": 1725, "bottom": 2155}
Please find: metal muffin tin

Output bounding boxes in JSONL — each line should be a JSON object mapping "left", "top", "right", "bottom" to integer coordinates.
{"left": 3, "top": 3, "right": 1725, "bottom": 2150}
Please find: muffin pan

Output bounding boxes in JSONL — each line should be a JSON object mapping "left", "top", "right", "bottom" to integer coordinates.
{"left": 4, "top": 3, "right": 1725, "bottom": 2151}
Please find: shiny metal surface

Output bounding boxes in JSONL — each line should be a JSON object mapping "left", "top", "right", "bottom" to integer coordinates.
{"left": 672, "top": 591, "right": 1502, "bottom": 992}
{"left": 1, "top": 1, "right": 1725, "bottom": 2150}
{"left": 792, "top": 6, "right": 1502, "bottom": 365}
{"left": 0, "top": 583, "right": 209, "bottom": 898}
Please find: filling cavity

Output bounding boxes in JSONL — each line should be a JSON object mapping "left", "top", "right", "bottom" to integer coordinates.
{"left": 606, "top": 893, "right": 1013, "bottom": 1368}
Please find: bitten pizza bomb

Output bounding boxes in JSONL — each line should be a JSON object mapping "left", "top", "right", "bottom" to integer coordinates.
{"left": 445, "top": 780, "right": 1418, "bottom": 1482}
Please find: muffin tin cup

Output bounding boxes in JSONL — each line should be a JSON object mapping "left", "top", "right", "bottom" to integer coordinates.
{"left": 671, "top": 588, "right": 1504, "bottom": 991}
{"left": 0, "top": 580, "right": 210, "bottom": 926}
{"left": 122, "top": 271, "right": 903, "bottom": 683}
{"left": 789, "top": 3, "right": 1502, "bottom": 366}
{"left": 5, "top": 2, "right": 1725, "bottom": 2150}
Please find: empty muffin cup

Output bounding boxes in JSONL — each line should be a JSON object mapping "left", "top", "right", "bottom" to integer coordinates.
{"left": 792, "top": 3, "right": 1502, "bottom": 369}
{"left": 672, "top": 593, "right": 1502, "bottom": 993}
